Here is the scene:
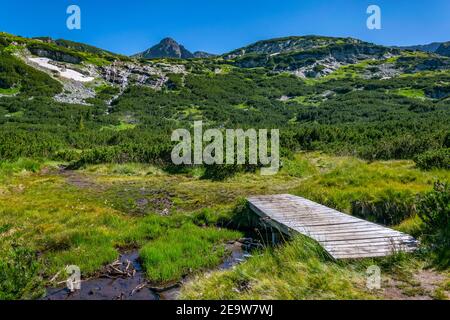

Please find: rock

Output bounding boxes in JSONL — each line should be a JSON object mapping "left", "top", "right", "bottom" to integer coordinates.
{"left": 193, "top": 51, "right": 217, "bottom": 58}
{"left": 29, "top": 47, "right": 82, "bottom": 64}
{"left": 54, "top": 80, "right": 95, "bottom": 105}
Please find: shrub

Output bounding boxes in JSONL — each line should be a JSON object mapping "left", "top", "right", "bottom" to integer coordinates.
{"left": 202, "top": 163, "right": 259, "bottom": 181}
{"left": 417, "top": 182, "right": 450, "bottom": 268}
{"left": 166, "top": 73, "right": 183, "bottom": 90}
{"left": 351, "top": 189, "right": 416, "bottom": 226}
{"left": 202, "top": 164, "right": 243, "bottom": 181}
{"left": 53, "top": 149, "right": 81, "bottom": 162}
{"left": 0, "top": 246, "right": 44, "bottom": 300}
{"left": 415, "top": 148, "right": 450, "bottom": 170}
{"left": 0, "top": 52, "right": 62, "bottom": 96}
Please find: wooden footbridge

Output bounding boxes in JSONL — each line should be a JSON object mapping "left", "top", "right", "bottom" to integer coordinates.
{"left": 247, "top": 194, "right": 418, "bottom": 259}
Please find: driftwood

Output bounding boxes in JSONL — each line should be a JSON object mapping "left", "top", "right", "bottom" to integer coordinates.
{"left": 102, "top": 259, "right": 135, "bottom": 279}
{"left": 49, "top": 270, "right": 62, "bottom": 283}
{"left": 131, "top": 283, "right": 148, "bottom": 296}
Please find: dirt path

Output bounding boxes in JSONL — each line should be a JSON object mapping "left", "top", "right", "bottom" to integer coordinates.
{"left": 380, "top": 269, "right": 449, "bottom": 300}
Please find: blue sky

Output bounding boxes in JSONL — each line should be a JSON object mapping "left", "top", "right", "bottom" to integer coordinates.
{"left": 1, "top": 0, "right": 449, "bottom": 55}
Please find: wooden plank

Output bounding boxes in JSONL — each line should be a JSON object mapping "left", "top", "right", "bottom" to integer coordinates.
{"left": 322, "top": 238, "right": 417, "bottom": 248}
{"left": 305, "top": 227, "right": 399, "bottom": 236}
{"left": 307, "top": 229, "right": 405, "bottom": 238}
{"left": 306, "top": 227, "right": 387, "bottom": 235}
{"left": 316, "top": 233, "right": 410, "bottom": 242}
{"left": 294, "top": 223, "right": 381, "bottom": 233}
{"left": 248, "top": 194, "right": 419, "bottom": 259}
{"left": 327, "top": 247, "right": 417, "bottom": 255}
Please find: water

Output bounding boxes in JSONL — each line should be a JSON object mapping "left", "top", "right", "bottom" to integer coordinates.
{"left": 45, "top": 251, "right": 158, "bottom": 300}
{"left": 44, "top": 242, "right": 248, "bottom": 300}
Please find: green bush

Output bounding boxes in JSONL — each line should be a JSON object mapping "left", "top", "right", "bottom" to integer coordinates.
{"left": 0, "top": 52, "right": 62, "bottom": 96}
{"left": 53, "top": 149, "right": 81, "bottom": 162}
{"left": 166, "top": 73, "right": 183, "bottom": 90}
{"left": 202, "top": 164, "right": 243, "bottom": 181}
{"left": 417, "top": 182, "right": 450, "bottom": 268}
{"left": 0, "top": 246, "right": 44, "bottom": 300}
{"left": 415, "top": 148, "right": 450, "bottom": 170}
{"left": 351, "top": 189, "right": 416, "bottom": 226}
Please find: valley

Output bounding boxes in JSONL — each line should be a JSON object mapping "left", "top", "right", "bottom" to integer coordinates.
{"left": 0, "top": 31, "right": 448, "bottom": 300}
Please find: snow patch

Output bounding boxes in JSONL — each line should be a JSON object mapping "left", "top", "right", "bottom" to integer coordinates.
{"left": 28, "top": 57, "right": 94, "bottom": 82}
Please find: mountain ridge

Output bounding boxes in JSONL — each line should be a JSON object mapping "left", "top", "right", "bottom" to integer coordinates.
{"left": 396, "top": 41, "right": 450, "bottom": 57}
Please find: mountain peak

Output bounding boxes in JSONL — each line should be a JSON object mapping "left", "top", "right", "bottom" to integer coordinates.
{"left": 159, "top": 37, "right": 178, "bottom": 45}
{"left": 134, "top": 37, "right": 193, "bottom": 59}
{"left": 133, "top": 38, "right": 216, "bottom": 59}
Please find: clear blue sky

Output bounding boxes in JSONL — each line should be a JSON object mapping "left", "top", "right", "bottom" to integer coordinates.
{"left": 1, "top": 0, "right": 449, "bottom": 55}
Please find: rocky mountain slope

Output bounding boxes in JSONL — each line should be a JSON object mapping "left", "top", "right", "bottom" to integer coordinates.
{"left": 192, "top": 51, "right": 216, "bottom": 58}
{"left": 223, "top": 36, "right": 402, "bottom": 77}
{"left": 1, "top": 31, "right": 450, "bottom": 105}
{"left": 398, "top": 41, "right": 450, "bottom": 57}
{"left": 436, "top": 42, "right": 450, "bottom": 57}
{"left": 397, "top": 42, "right": 443, "bottom": 53}
{"left": 224, "top": 36, "right": 365, "bottom": 58}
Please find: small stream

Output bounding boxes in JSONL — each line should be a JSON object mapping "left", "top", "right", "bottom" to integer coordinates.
{"left": 44, "top": 241, "right": 249, "bottom": 300}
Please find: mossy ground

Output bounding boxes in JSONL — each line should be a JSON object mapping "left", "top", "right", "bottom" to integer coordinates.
{"left": 0, "top": 153, "right": 448, "bottom": 299}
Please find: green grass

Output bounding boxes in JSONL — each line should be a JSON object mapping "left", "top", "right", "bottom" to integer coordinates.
{"left": 0, "top": 246, "right": 44, "bottom": 300}
{"left": 85, "top": 163, "right": 163, "bottom": 176}
{"left": 282, "top": 154, "right": 318, "bottom": 178}
{"left": 83, "top": 55, "right": 111, "bottom": 67}
{"left": 290, "top": 154, "right": 449, "bottom": 218}
{"left": 180, "top": 236, "right": 372, "bottom": 300}
{"left": 140, "top": 223, "right": 241, "bottom": 283}
{"left": 3, "top": 44, "right": 21, "bottom": 54}
{"left": 396, "top": 215, "right": 424, "bottom": 238}
{"left": 100, "top": 121, "right": 137, "bottom": 132}
{"left": 0, "top": 158, "right": 42, "bottom": 180}
{"left": 181, "top": 238, "right": 449, "bottom": 300}
{"left": 233, "top": 103, "right": 248, "bottom": 110}
{"left": 290, "top": 95, "right": 321, "bottom": 106}
{"left": 176, "top": 106, "right": 203, "bottom": 121}
{"left": 303, "top": 59, "right": 377, "bottom": 85}
{"left": 0, "top": 152, "right": 448, "bottom": 299}
{"left": 4, "top": 110, "right": 24, "bottom": 118}
{"left": 0, "top": 86, "right": 20, "bottom": 95}
{"left": 393, "top": 88, "right": 426, "bottom": 100}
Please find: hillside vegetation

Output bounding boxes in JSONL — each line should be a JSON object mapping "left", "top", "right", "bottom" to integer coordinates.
{"left": 0, "top": 32, "right": 448, "bottom": 300}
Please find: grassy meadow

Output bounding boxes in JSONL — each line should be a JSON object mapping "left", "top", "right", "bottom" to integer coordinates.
{"left": 0, "top": 152, "right": 448, "bottom": 300}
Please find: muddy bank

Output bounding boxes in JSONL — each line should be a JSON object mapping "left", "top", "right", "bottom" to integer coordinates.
{"left": 44, "top": 241, "right": 250, "bottom": 300}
